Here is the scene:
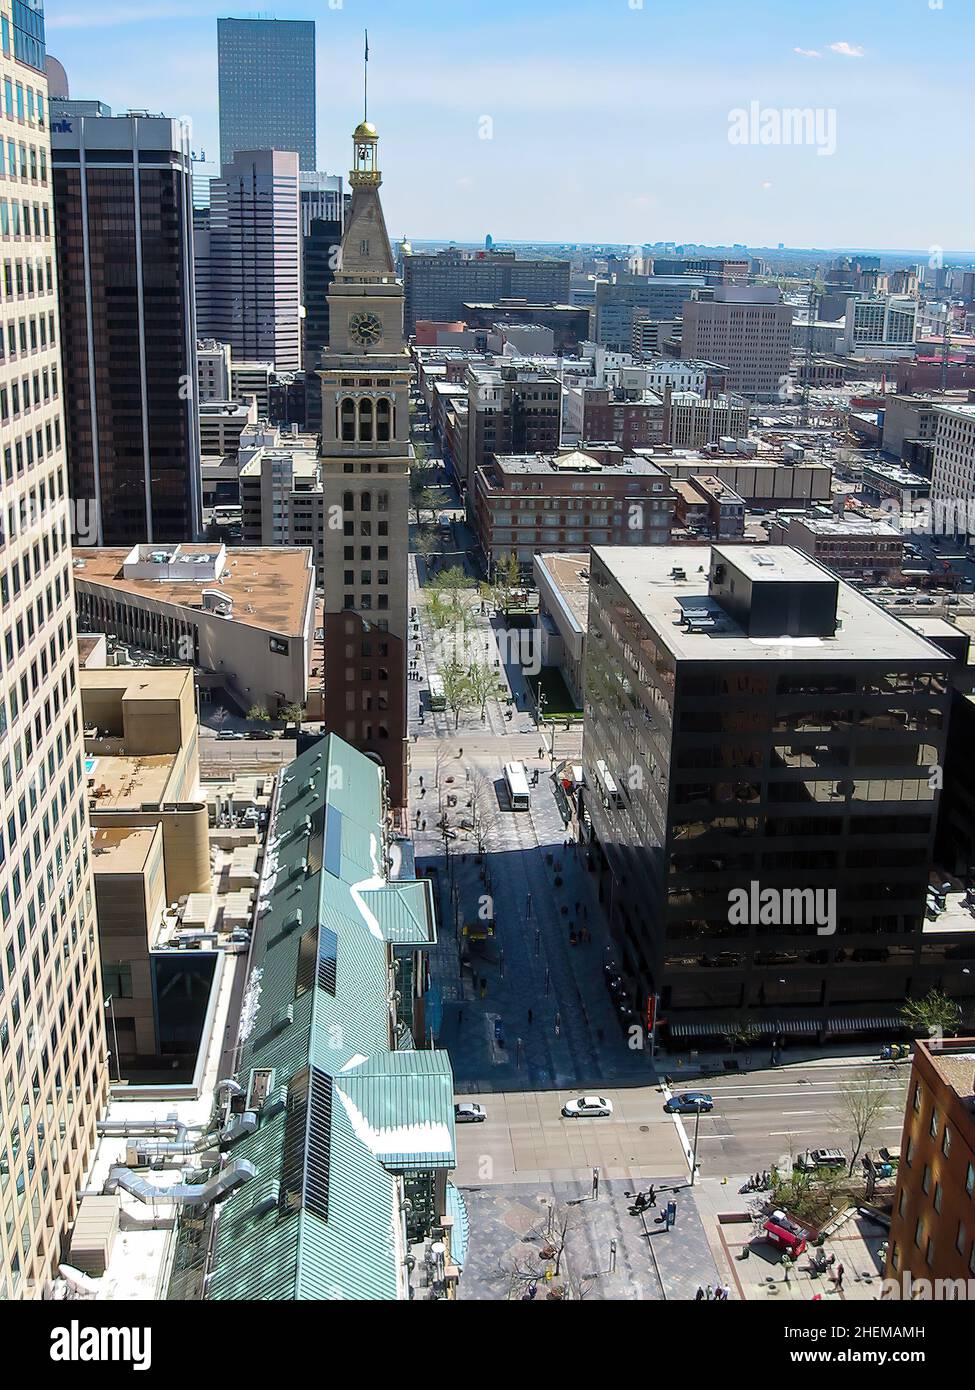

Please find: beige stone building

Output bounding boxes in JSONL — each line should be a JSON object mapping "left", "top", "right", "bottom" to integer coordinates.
{"left": 0, "top": 9, "right": 109, "bottom": 1297}
{"left": 82, "top": 667, "right": 211, "bottom": 1066}
{"left": 72, "top": 542, "right": 315, "bottom": 714}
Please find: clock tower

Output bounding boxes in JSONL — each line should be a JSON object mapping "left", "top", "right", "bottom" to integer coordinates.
{"left": 318, "top": 119, "right": 410, "bottom": 810}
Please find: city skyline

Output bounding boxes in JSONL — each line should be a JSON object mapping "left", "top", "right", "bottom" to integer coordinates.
{"left": 45, "top": 0, "right": 975, "bottom": 250}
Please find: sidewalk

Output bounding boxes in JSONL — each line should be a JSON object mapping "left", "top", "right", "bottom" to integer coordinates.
{"left": 656, "top": 1042, "right": 910, "bottom": 1080}
{"left": 693, "top": 1174, "right": 888, "bottom": 1302}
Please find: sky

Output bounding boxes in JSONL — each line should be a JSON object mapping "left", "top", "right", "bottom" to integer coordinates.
{"left": 46, "top": 0, "right": 974, "bottom": 253}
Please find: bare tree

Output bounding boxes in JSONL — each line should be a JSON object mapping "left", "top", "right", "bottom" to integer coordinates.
{"left": 829, "top": 1069, "right": 892, "bottom": 1176}
{"left": 438, "top": 656, "right": 473, "bottom": 731}
{"left": 467, "top": 658, "right": 501, "bottom": 721}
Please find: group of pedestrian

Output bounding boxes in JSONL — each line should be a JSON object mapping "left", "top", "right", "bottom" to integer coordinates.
{"left": 695, "top": 1284, "right": 731, "bottom": 1301}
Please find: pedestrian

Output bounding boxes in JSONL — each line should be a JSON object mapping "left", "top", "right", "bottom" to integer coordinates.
{"left": 421, "top": 819, "right": 427, "bottom": 831}
{"left": 705, "top": 1284, "right": 714, "bottom": 1300}
{"left": 695, "top": 1285, "right": 705, "bottom": 1301}
{"left": 835, "top": 1262, "right": 844, "bottom": 1289}
{"left": 527, "top": 1009, "right": 533, "bottom": 1026}
{"left": 457, "top": 1008, "right": 463, "bottom": 1025}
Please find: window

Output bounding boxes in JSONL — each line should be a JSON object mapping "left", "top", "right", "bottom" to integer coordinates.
{"left": 102, "top": 961, "right": 132, "bottom": 999}
{"left": 966, "top": 1162, "right": 974, "bottom": 1197}
{"left": 943, "top": 1127, "right": 952, "bottom": 1159}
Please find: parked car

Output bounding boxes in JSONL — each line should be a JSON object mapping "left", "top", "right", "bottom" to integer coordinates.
{"left": 247, "top": 729, "right": 275, "bottom": 740}
{"left": 216, "top": 729, "right": 245, "bottom": 741}
{"left": 794, "top": 1147, "right": 847, "bottom": 1172}
{"left": 562, "top": 1095, "right": 613, "bottom": 1118}
{"left": 663, "top": 1091, "right": 714, "bottom": 1115}
{"left": 454, "top": 1102, "right": 486, "bottom": 1123}
{"left": 762, "top": 1210, "right": 808, "bottom": 1257}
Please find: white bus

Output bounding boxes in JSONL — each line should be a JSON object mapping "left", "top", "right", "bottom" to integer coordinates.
{"left": 595, "top": 759, "right": 623, "bottom": 809}
{"left": 503, "top": 760, "right": 531, "bottom": 811}
{"left": 428, "top": 674, "right": 446, "bottom": 711}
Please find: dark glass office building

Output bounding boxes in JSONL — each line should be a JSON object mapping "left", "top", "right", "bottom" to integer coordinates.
{"left": 217, "top": 17, "right": 316, "bottom": 171}
{"left": 581, "top": 544, "right": 975, "bottom": 1044}
{"left": 300, "top": 172, "right": 343, "bottom": 433}
{"left": 52, "top": 106, "right": 201, "bottom": 543}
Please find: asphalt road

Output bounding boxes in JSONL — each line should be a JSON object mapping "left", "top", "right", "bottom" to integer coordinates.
{"left": 454, "top": 1060, "right": 910, "bottom": 1186}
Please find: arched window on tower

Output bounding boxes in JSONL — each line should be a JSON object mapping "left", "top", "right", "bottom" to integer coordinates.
{"left": 376, "top": 398, "right": 391, "bottom": 442}
{"left": 340, "top": 398, "right": 355, "bottom": 442}
{"left": 358, "top": 398, "right": 374, "bottom": 443}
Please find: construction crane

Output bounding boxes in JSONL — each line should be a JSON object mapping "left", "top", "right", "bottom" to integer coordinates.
{"left": 799, "top": 280, "right": 819, "bottom": 428}
{"left": 940, "top": 308, "right": 953, "bottom": 394}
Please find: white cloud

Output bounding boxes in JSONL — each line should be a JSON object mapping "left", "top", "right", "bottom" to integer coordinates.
{"left": 829, "top": 42, "right": 866, "bottom": 58}
{"left": 794, "top": 48, "right": 822, "bottom": 59}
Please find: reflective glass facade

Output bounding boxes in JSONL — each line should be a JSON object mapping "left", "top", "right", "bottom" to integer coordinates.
{"left": 581, "top": 549, "right": 973, "bottom": 1036}
{"left": 217, "top": 17, "right": 316, "bottom": 172}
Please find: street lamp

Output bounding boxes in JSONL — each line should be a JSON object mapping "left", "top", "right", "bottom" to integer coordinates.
{"left": 690, "top": 1102, "right": 703, "bottom": 1187}
{"left": 104, "top": 995, "right": 120, "bottom": 1083}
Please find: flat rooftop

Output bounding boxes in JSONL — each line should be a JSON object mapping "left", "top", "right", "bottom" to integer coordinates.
{"left": 535, "top": 552, "right": 591, "bottom": 631}
{"left": 491, "top": 450, "right": 669, "bottom": 477}
{"left": 91, "top": 825, "right": 160, "bottom": 875}
{"left": 73, "top": 547, "right": 314, "bottom": 638}
{"left": 591, "top": 544, "right": 953, "bottom": 665}
{"left": 924, "top": 1042, "right": 975, "bottom": 1103}
{"left": 791, "top": 516, "right": 902, "bottom": 538}
{"left": 87, "top": 753, "right": 178, "bottom": 809}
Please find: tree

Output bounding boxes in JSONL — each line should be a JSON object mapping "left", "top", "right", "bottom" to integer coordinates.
{"left": 485, "top": 552, "right": 521, "bottom": 619}
{"left": 410, "top": 480, "right": 438, "bottom": 527}
{"left": 430, "top": 565, "right": 475, "bottom": 602}
{"left": 279, "top": 701, "right": 305, "bottom": 724}
{"left": 467, "top": 658, "right": 501, "bottom": 721}
{"left": 414, "top": 524, "right": 440, "bottom": 574}
{"left": 900, "top": 989, "right": 961, "bottom": 1041}
{"left": 438, "top": 657, "right": 473, "bottom": 730}
{"left": 246, "top": 704, "right": 270, "bottom": 722}
{"left": 829, "top": 1070, "right": 892, "bottom": 1177}
{"left": 722, "top": 1018, "right": 760, "bottom": 1054}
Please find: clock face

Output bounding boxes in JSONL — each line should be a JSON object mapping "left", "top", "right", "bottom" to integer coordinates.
{"left": 349, "top": 311, "right": 383, "bottom": 347}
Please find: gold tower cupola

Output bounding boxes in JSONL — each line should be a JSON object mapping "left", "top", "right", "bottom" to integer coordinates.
{"left": 351, "top": 121, "right": 381, "bottom": 188}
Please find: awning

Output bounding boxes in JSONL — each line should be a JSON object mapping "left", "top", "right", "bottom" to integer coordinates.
{"left": 666, "top": 1016, "right": 824, "bottom": 1039}
{"left": 827, "top": 1014, "right": 904, "bottom": 1033}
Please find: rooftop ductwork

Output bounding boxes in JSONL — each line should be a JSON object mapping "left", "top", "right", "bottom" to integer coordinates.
{"left": 106, "top": 1159, "right": 256, "bottom": 1209}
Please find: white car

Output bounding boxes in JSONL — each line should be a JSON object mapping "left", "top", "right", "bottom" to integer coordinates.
{"left": 562, "top": 1095, "right": 613, "bottom": 1118}
{"left": 454, "top": 1102, "right": 486, "bottom": 1124}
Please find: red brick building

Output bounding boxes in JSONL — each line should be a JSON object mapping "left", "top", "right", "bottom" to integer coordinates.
{"left": 887, "top": 1038, "right": 975, "bottom": 1290}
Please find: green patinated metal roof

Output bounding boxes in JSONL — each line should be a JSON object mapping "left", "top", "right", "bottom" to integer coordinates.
{"left": 205, "top": 734, "right": 454, "bottom": 1302}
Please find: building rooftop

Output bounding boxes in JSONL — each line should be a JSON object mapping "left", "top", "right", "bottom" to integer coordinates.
{"left": 789, "top": 516, "right": 902, "bottom": 538}
{"left": 490, "top": 449, "right": 670, "bottom": 478}
{"left": 921, "top": 1039, "right": 975, "bottom": 1104}
{"left": 73, "top": 546, "right": 314, "bottom": 638}
{"left": 86, "top": 753, "right": 178, "bottom": 809}
{"left": 535, "top": 552, "right": 591, "bottom": 632}
{"left": 204, "top": 735, "right": 454, "bottom": 1302}
{"left": 591, "top": 544, "right": 954, "bottom": 665}
{"left": 91, "top": 825, "right": 160, "bottom": 875}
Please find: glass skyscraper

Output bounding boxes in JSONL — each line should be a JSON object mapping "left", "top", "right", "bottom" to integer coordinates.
{"left": 217, "top": 17, "right": 316, "bottom": 171}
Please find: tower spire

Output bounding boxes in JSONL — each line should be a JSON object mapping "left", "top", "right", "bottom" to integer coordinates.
{"left": 363, "top": 29, "right": 369, "bottom": 123}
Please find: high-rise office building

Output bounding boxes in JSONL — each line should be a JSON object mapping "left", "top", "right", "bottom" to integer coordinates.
{"left": 595, "top": 274, "right": 710, "bottom": 349}
{"left": 681, "top": 287, "right": 793, "bottom": 399}
{"left": 319, "top": 119, "right": 410, "bottom": 807}
{"left": 196, "top": 149, "right": 301, "bottom": 372}
{"left": 581, "top": 544, "right": 969, "bottom": 1043}
{"left": 0, "top": 0, "right": 109, "bottom": 1296}
{"left": 217, "top": 16, "right": 316, "bottom": 171}
{"left": 52, "top": 105, "right": 201, "bottom": 543}
{"left": 300, "top": 171, "right": 343, "bottom": 433}
{"left": 403, "top": 248, "right": 571, "bottom": 336}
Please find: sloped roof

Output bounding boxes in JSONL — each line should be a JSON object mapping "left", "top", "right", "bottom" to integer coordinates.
{"left": 205, "top": 734, "right": 453, "bottom": 1302}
